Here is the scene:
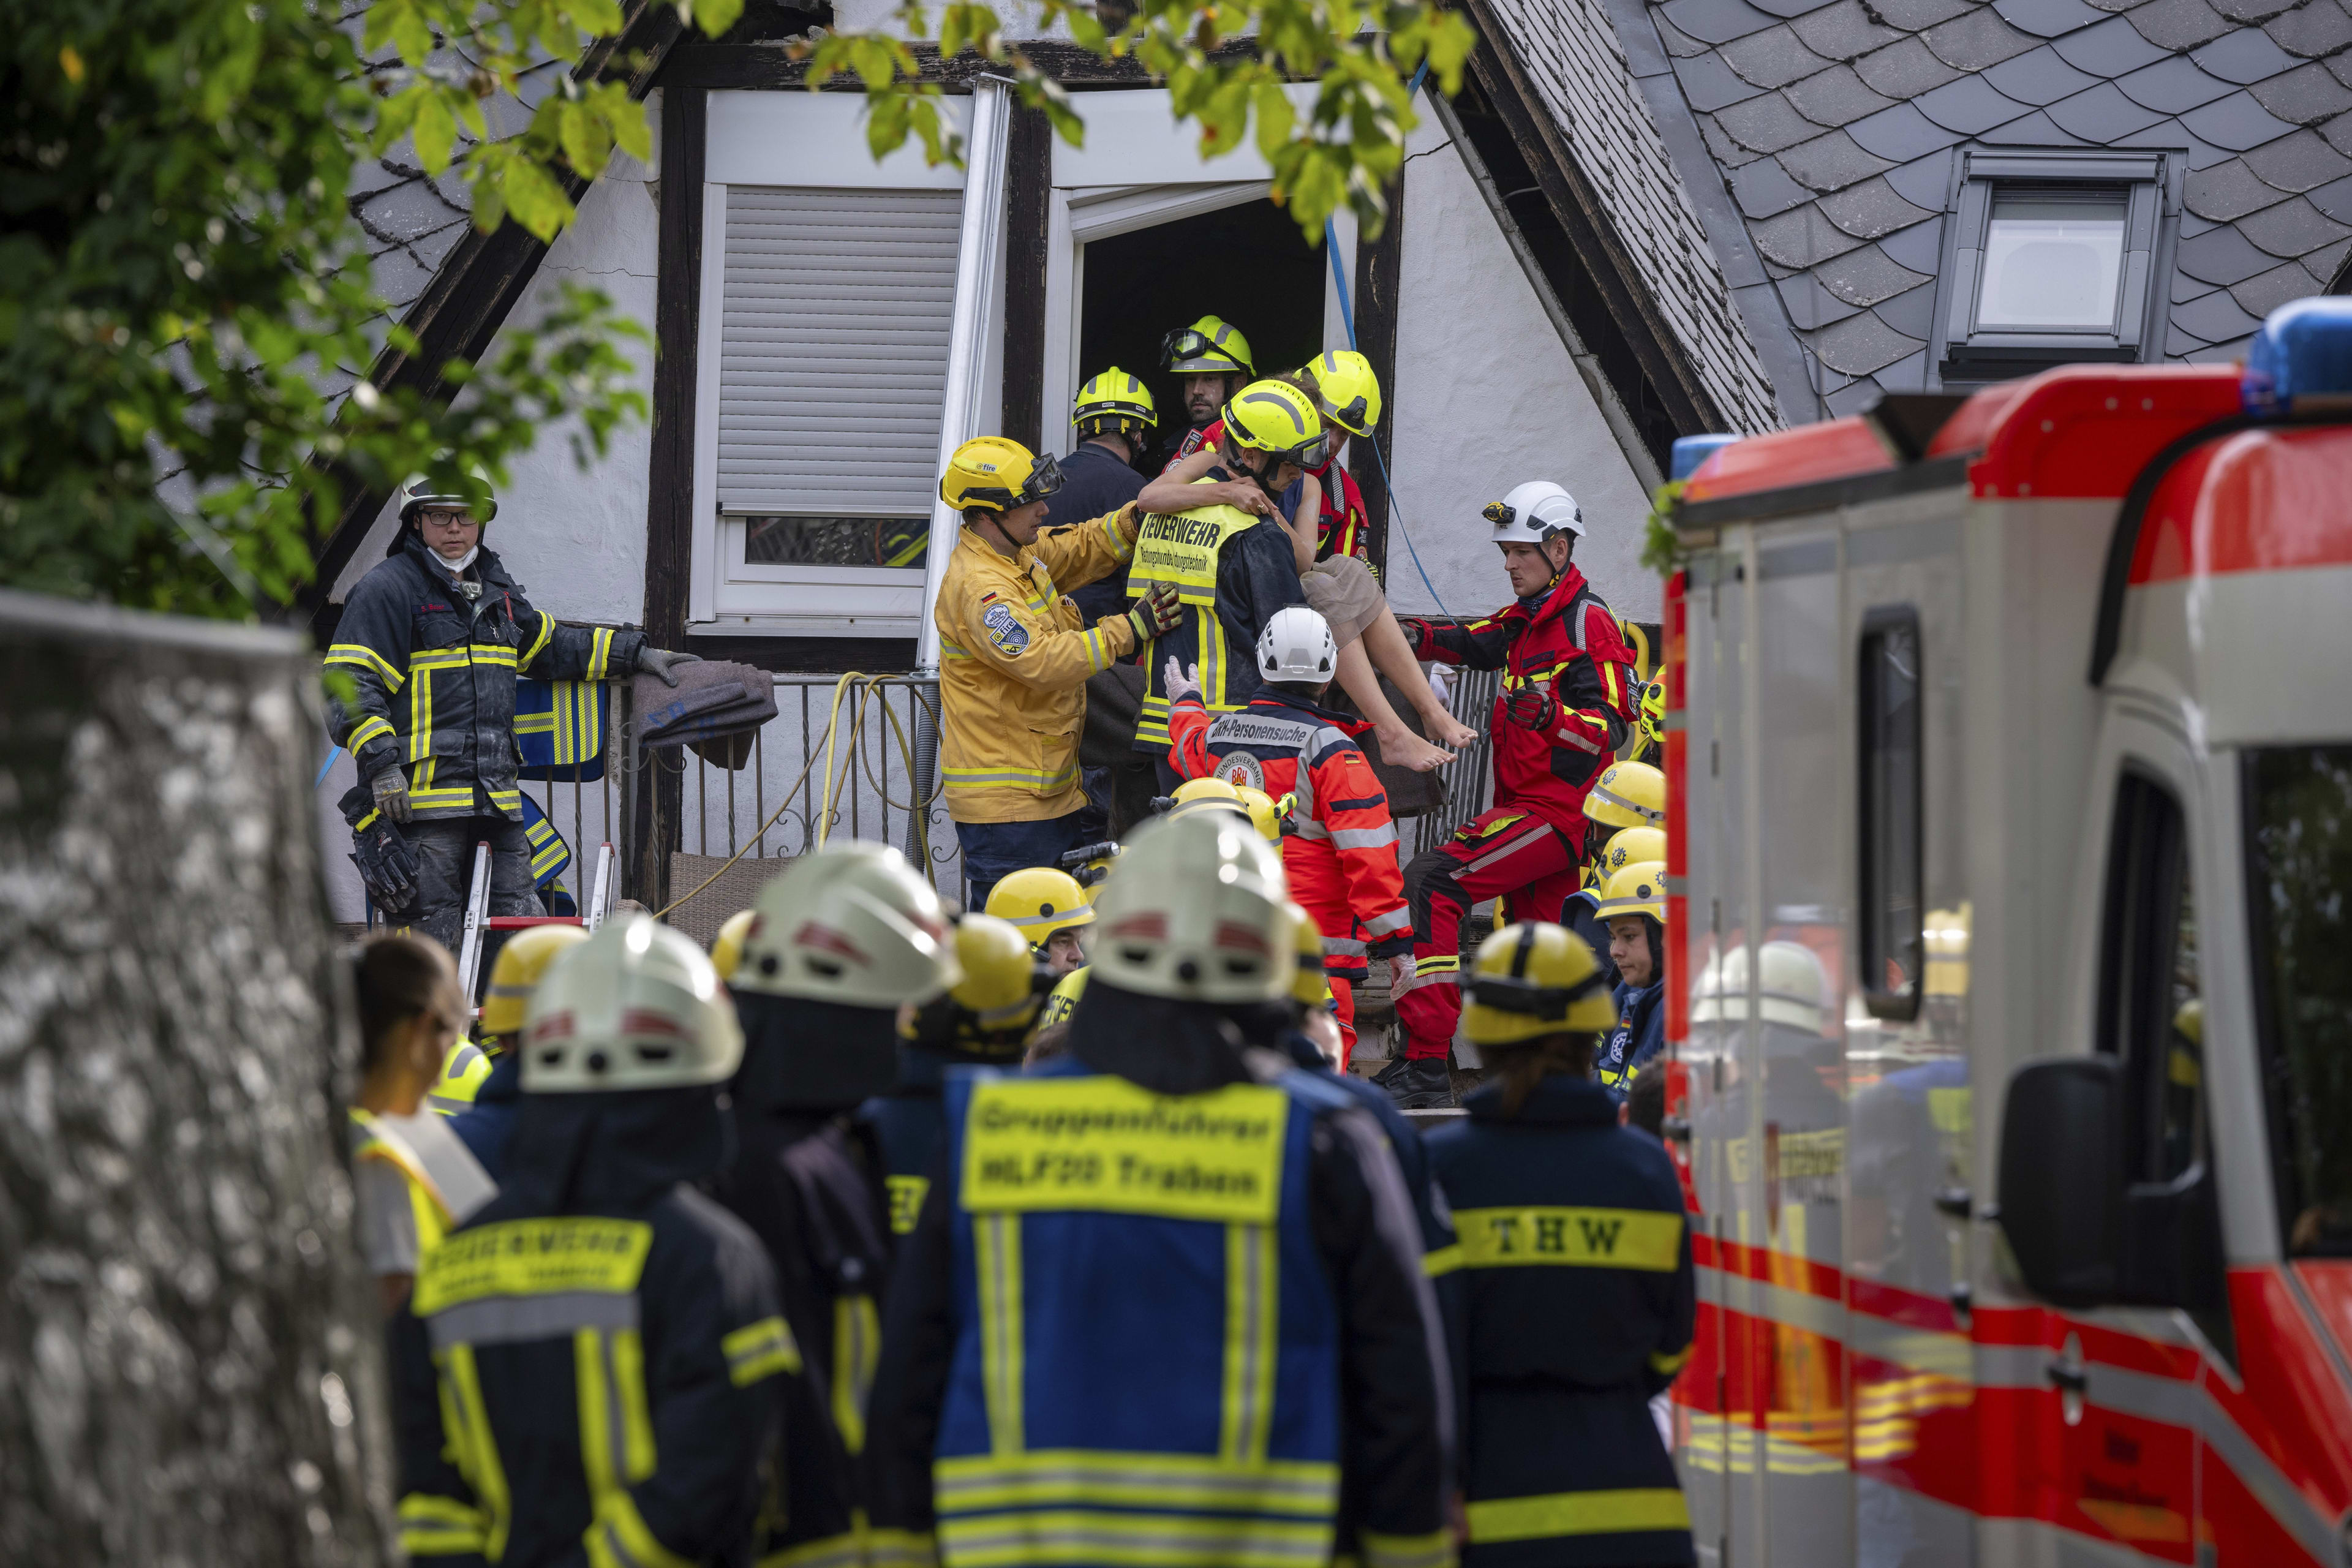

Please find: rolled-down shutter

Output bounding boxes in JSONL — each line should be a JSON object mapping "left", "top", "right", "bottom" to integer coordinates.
{"left": 717, "top": 186, "right": 962, "bottom": 518}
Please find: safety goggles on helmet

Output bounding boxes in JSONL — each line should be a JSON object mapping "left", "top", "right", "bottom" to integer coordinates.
{"left": 1161, "top": 325, "right": 1248, "bottom": 375}
{"left": 963, "top": 451, "right": 1066, "bottom": 512}
{"left": 1221, "top": 386, "right": 1330, "bottom": 472}
{"left": 1319, "top": 391, "right": 1373, "bottom": 437}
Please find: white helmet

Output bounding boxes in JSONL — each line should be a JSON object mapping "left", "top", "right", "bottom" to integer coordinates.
{"left": 1699, "top": 940, "right": 1828, "bottom": 1035}
{"left": 1483, "top": 480, "right": 1583, "bottom": 546}
{"left": 1256, "top": 605, "right": 1338, "bottom": 684}
{"left": 522, "top": 916, "right": 743, "bottom": 1092}
{"left": 732, "top": 842, "right": 960, "bottom": 1007}
{"left": 396, "top": 467, "right": 499, "bottom": 526}
{"left": 1090, "top": 810, "right": 1297, "bottom": 1004}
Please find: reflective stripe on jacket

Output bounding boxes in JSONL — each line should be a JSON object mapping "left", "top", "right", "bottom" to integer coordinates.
{"left": 1131, "top": 489, "right": 1307, "bottom": 751}
{"left": 1409, "top": 568, "right": 1639, "bottom": 834}
{"left": 935, "top": 508, "right": 1140, "bottom": 823}
{"left": 326, "top": 534, "right": 643, "bottom": 824}
{"left": 1424, "top": 1076, "right": 1697, "bottom": 1567}
{"left": 1166, "top": 688, "right": 1412, "bottom": 979}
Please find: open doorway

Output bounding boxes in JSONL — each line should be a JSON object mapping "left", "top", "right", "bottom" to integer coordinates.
{"left": 1077, "top": 197, "right": 1328, "bottom": 466}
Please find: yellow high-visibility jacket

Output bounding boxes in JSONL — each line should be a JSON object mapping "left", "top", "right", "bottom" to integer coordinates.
{"left": 935, "top": 505, "right": 1142, "bottom": 823}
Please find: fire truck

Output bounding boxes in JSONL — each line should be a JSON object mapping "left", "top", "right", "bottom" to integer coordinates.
{"left": 1656, "top": 297, "right": 2352, "bottom": 1566}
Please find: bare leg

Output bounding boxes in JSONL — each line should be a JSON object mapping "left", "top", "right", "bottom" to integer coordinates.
{"left": 1335, "top": 639, "right": 1452, "bottom": 772}
{"left": 1363, "top": 608, "right": 1480, "bottom": 750}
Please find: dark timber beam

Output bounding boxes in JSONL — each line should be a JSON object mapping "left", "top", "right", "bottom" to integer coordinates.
{"left": 1350, "top": 180, "right": 1404, "bottom": 580}
{"left": 1001, "top": 103, "right": 1052, "bottom": 453}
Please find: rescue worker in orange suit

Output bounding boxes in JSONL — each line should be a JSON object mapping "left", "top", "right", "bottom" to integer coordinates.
{"left": 1387, "top": 481, "right": 1642, "bottom": 1109}
{"left": 1164, "top": 604, "right": 1413, "bottom": 1069}
{"left": 710, "top": 842, "right": 962, "bottom": 1565}
{"left": 860, "top": 810, "right": 1455, "bottom": 1568}
{"left": 388, "top": 918, "right": 811, "bottom": 1567}
{"left": 1425, "top": 921, "right": 1697, "bottom": 1568}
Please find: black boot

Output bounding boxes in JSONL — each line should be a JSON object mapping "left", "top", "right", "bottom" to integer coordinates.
{"left": 1387, "top": 1058, "right": 1454, "bottom": 1110}
{"left": 1370, "top": 1055, "right": 1411, "bottom": 1090}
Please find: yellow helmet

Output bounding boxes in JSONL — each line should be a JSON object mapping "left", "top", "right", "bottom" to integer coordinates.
{"left": 1035, "top": 965, "right": 1088, "bottom": 1033}
{"left": 985, "top": 866, "right": 1097, "bottom": 949}
{"left": 480, "top": 923, "right": 591, "bottom": 1035}
{"left": 1461, "top": 922, "right": 1615, "bottom": 1047}
{"left": 1303, "top": 350, "right": 1382, "bottom": 439}
{"left": 1233, "top": 786, "right": 1287, "bottom": 843}
{"left": 1221, "top": 380, "right": 1329, "bottom": 470}
{"left": 1164, "top": 777, "right": 1243, "bottom": 822}
{"left": 1584, "top": 760, "right": 1665, "bottom": 829}
{"left": 1599, "top": 826, "right": 1667, "bottom": 883}
{"left": 1074, "top": 367, "right": 1157, "bottom": 440}
{"left": 1638, "top": 679, "right": 1667, "bottom": 747}
{"left": 1161, "top": 314, "right": 1254, "bottom": 377}
{"left": 903, "top": 914, "right": 1042, "bottom": 1060}
{"left": 941, "top": 436, "right": 1066, "bottom": 514}
{"left": 1289, "top": 902, "right": 1333, "bottom": 1009}
{"left": 1595, "top": 861, "right": 1669, "bottom": 925}
{"left": 710, "top": 909, "right": 756, "bottom": 983}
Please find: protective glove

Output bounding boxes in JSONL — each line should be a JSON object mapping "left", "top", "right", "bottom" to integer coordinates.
{"left": 1125, "top": 581, "right": 1183, "bottom": 644}
{"left": 636, "top": 646, "right": 702, "bottom": 687}
{"left": 1163, "top": 655, "right": 1203, "bottom": 703}
{"left": 350, "top": 816, "right": 421, "bottom": 913}
{"left": 1503, "top": 685, "right": 1558, "bottom": 734}
{"left": 371, "top": 766, "right": 412, "bottom": 824}
{"left": 1396, "top": 617, "right": 1432, "bottom": 651}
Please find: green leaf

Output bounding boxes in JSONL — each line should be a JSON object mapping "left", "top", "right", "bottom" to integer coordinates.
{"left": 1253, "top": 81, "right": 1294, "bottom": 161}
{"left": 692, "top": 0, "right": 745, "bottom": 37}
{"left": 413, "top": 91, "right": 459, "bottom": 173}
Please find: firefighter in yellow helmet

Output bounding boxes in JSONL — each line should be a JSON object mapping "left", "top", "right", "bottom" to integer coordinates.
{"left": 1425, "top": 921, "right": 1697, "bottom": 1568}
{"left": 935, "top": 434, "right": 1182, "bottom": 909}
{"left": 984, "top": 864, "right": 1095, "bottom": 976}
{"left": 1159, "top": 313, "right": 1257, "bottom": 461}
{"left": 1061, "top": 369, "right": 1160, "bottom": 629}
{"left": 1594, "top": 860, "right": 1670, "bottom": 1096}
{"left": 441, "top": 921, "right": 590, "bottom": 1180}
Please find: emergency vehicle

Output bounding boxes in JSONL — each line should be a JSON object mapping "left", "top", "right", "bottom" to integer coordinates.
{"left": 1656, "top": 296, "right": 2352, "bottom": 1566}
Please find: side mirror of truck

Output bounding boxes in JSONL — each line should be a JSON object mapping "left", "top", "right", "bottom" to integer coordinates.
{"left": 1997, "top": 1058, "right": 2125, "bottom": 1306}
{"left": 1998, "top": 1055, "right": 2228, "bottom": 1312}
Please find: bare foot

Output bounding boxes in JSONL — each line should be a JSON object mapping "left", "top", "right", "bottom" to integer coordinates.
{"left": 1425, "top": 712, "right": 1480, "bottom": 751}
{"left": 1376, "top": 725, "right": 1455, "bottom": 773}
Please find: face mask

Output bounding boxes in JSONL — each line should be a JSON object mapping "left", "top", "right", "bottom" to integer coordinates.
{"left": 434, "top": 544, "right": 480, "bottom": 575}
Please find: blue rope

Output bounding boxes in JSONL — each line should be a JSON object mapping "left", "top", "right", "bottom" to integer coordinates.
{"left": 1320, "top": 57, "right": 1453, "bottom": 621}
{"left": 315, "top": 745, "right": 342, "bottom": 788}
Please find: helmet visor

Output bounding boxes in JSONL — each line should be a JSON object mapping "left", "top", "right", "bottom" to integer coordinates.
{"left": 1162, "top": 326, "right": 1241, "bottom": 373}
{"left": 1318, "top": 393, "right": 1373, "bottom": 437}
{"left": 1017, "top": 451, "right": 1065, "bottom": 507}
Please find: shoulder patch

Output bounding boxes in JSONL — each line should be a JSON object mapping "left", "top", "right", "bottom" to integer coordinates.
{"left": 981, "top": 601, "right": 1030, "bottom": 657}
{"left": 1215, "top": 753, "right": 1267, "bottom": 793}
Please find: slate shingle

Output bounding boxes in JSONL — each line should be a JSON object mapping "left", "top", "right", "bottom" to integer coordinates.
{"left": 2171, "top": 285, "right": 2267, "bottom": 338}
{"left": 1917, "top": 72, "right": 2033, "bottom": 131}
{"left": 1819, "top": 241, "right": 1938, "bottom": 300}
{"left": 2230, "top": 257, "right": 2324, "bottom": 311}
{"left": 1856, "top": 36, "right": 1970, "bottom": 96}
{"left": 1781, "top": 128, "right": 1904, "bottom": 186}
{"left": 1654, "top": 10, "right": 1721, "bottom": 56}
{"left": 1983, "top": 105, "right": 2097, "bottom": 141}
{"left": 1748, "top": 0, "right": 1848, "bottom": 17}
{"left": 2113, "top": 56, "right": 2241, "bottom": 115}
{"left": 2044, "top": 80, "right": 2171, "bottom": 140}
{"left": 1923, "top": 7, "right": 2041, "bottom": 66}
{"left": 1870, "top": 278, "right": 1942, "bottom": 336}
{"left": 1847, "top": 101, "right": 1973, "bottom": 159}
{"left": 1720, "top": 89, "right": 1831, "bottom": 149}
{"left": 2180, "top": 89, "right": 2302, "bottom": 148}
{"left": 1732, "top": 154, "right": 1822, "bottom": 214}
{"left": 2192, "top": 26, "right": 2300, "bottom": 83}
{"left": 2266, "top": 0, "right": 2352, "bottom": 57}
{"left": 1777, "top": 270, "right": 1868, "bottom": 325}
{"left": 2179, "top": 220, "right": 2293, "bottom": 281}
{"left": 1676, "top": 50, "right": 1774, "bottom": 110}
{"left": 2251, "top": 59, "right": 2352, "bottom": 123}
{"left": 1723, "top": 23, "right": 1839, "bottom": 84}
{"left": 1790, "top": 0, "right": 1905, "bottom": 57}
{"left": 2186, "top": 156, "right": 2296, "bottom": 217}
{"left": 1662, "top": 0, "right": 1786, "bottom": 43}
{"left": 1819, "top": 173, "right": 1941, "bottom": 233}
{"left": 2051, "top": 14, "right": 2173, "bottom": 74}
{"left": 2212, "top": 0, "right": 2297, "bottom": 18}
{"left": 1985, "top": 45, "right": 2103, "bottom": 104}
{"left": 1811, "top": 309, "right": 1928, "bottom": 372}
{"left": 1877, "top": 213, "right": 1948, "bottom": 270}
{"left": 2238, "top": 192, "right": 2352, "bottom": 252}
{"left": 1789, "top": 62, "right": 1902, "bottom": 123}
{"left": 1871, "top": 0, "right": 1979, "bottom": 26}
{"left": 1991, "top": 0, "right": 2108, "bottom": 36}
{"left": 1883, "top": 152, "right": 1960, "bottom": 206}
{"left": 2128, "top": 0, "right": 2236, "bottom": 48}
{"left": 2307, "top": 169, "right": 2352, "bottom": 220}
{"left": 1702, "top": 110, "right": 1770, "bottom": 165}
{"left": 356, "top": 180, "right": 467, "bottom": 247}
{"left": 2324, "top": 111, "right": 2352, "bottom": 154}
{"left": 2302, "top": 232, "right": 2352, "bottom": 280}
{"left": 2246, "top": 125, "right": 2352, "bottom": 186}
{"left": 1753, "top": 200, "right": 1874, "bottom": 263}
{"left": 1825, "top": 377, "right": 1894, "bottom": 413}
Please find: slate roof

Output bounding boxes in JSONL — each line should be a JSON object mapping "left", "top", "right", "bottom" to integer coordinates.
{"left": 1562, "top": 0, "right": 2352, "bottom": 415}
{"left": 1482, "top": 0, "right": 1792, "bottom": 430}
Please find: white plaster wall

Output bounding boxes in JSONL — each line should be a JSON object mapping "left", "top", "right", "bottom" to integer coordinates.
{"left": 1384, "top": 117, "right": 1660, "bottom": 626}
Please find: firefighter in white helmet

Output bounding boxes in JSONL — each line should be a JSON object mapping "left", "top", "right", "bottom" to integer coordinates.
{"left": 710, "top": 842, "right": 962, "bottom": 1567}
{"left": 864, "top": 810, "right": 1455, "bottom": 1568}
{"left": 1387, "top": 481, "right": 1644, "bottom": 1109}
{"left": 439, "top": 921, "right": 590, "bottom": 1180}
{"left": 390, "top": 918, "right": 810, "bottom": 1567}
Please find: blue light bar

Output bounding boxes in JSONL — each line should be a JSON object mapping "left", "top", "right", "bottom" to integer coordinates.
{"left": 2242, "top": 296, "right": 2352, "bottom": 417}
{"left": 1671, "top": 434, "right": 1739, "bottom": 481}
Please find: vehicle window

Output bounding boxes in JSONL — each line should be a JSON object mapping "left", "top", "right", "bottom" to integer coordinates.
{"left": 2096, "top": 772, "right": 2203, "bottom": 1185}
{"left": 1858, "top": 609, "right": 1923, "bottom": 1020}
{"left": 2244, "top": 745, "right": 2352, "bottom": 1256}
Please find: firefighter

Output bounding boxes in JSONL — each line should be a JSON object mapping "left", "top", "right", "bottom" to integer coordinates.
{"left": 982, "top": 864, "right": 1095, "bottom": 978}
{"left": 1584, "top": 758, "right": 1667, "bottom": 858}
{"left": 1033, "top": 962, "right": 1087, "bottom": 1035}
{"left": 1061, "top": 369, "right": 1159, "bottom": 628}
{"left": 1559, "top": 822, "right": 1667, "bottom": 1000}
{"left": 1159, "top": 313, "right": 1257, "bottom": 465}
{"left": 1424, "top": 921, "right": 1697, "bottom": 1568}
{"left": 864, "top": 913, "right": 1043, "bottom": 1251}
{"left": 862, "top": 810, "right": 1456, "bottom": 1568}
{"left": 712, "top": 841, "right": 959, "bottom": 1551}
{"left": 326, "top": 473, "right": 697, "bottom": 949}
{"left": 390, "top": 918, "right": 802, "bottom": 1567}
{"left": 1388, "top": 481, "right": 1643, "bottom": 1108}
{"left": 934, "top": 435, "right": 1182, "bottom": 910}
{"left": 1595, "top": 860, "right": 1670, "bottom": 1098}
{"left": 1166, "top": 604, "right": 1414, "bottom": 1069}
{"left": 1129, "top": 379, "right": 1319, "bottom": 777}
{"left": 442, "top": 922, "right": 589, "bottom": 1178}
{"left": 349, "top": 932, "right": 496, "bottom": 1314}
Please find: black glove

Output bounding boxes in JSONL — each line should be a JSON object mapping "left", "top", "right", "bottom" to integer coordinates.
{"left": 1503, "top": 686, "right": 1557, "bottom": 733}
{"left": 1125, "top": 581, "right": 1183, "bottom": 644}
{"left": 372, "top": 766, "right": 412, "bottom": 824}
{"left": 636, "top": 647, "right": 702, "bottom": 687}
{"left": 350, "top": 815, "right": 421, "bottom": 913}
{"left": 1397, "top": 617, "right": 1432, "bottom": 652}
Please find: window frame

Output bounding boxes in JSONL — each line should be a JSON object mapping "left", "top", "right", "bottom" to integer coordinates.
{"left": 1932, "top": 148, "right": 2178, "bottom": 387}
{"left": 2094, "top": 766, "right": 2203, "bottom": 1187}
{"left": 1856, "top": 604, "right": 1925, "bottom": 1023}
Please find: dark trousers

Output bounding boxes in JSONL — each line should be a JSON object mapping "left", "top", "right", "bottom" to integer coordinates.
{"left": 954, "top": 812, "right": 1085, "bottom": 913}
{"left": 408, "top": 816, "right": 538, "bottom": 956}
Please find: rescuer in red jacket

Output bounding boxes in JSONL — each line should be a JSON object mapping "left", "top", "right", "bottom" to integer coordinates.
{"left": 1163, "top": 605, "right": 1414, "bottom": 1068}
{"left": 1384, "top": 481, "right": 1642, "bottom": 1109}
